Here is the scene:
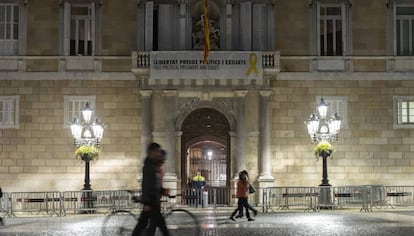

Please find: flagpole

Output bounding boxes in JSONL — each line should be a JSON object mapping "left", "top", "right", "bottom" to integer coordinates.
{"left": 203, "top": 0, "right": 210, "bottom": 64}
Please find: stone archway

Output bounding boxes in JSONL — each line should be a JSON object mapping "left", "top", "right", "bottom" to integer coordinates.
{"left": 181, "top": 108, "right": 231, "bottom": 205}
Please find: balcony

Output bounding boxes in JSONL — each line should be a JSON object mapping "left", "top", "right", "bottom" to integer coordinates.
{"left": 129, "top": 51, "right": 280, "bottom": 89}
{"left": 131, "top": 51, "right": 280, "bottom": 74}
{"left": 0, "top": 53, "right": 413, "bottom": 81}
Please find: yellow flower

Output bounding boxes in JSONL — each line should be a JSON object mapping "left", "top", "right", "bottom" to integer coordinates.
{"left": 75, "top": 145, "right": 100, "bottom": 161}
{"left": 314, "top": 141, "right": 334, "bottom": 158}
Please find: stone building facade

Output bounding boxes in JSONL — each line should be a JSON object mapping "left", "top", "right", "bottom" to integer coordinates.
{"left": 0, "top": 0, "right": 414, "bottom": 197}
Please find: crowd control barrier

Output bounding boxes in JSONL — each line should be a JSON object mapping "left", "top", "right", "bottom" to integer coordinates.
{"left": 1, "top": 186, "right": 414, "bottom": 217}
{"left": 263, "top": 187, "right": 319, "bottom": 212}
{"left": 10, "top": 192, "right": 62, "bottom": 216}
{"left": 383, "top": 186, "right": 414, "bottom": 207}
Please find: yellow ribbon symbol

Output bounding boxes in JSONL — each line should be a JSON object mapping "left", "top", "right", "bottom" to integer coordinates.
{"left": 245, "top": 53, "right": 259, "bottom": 77}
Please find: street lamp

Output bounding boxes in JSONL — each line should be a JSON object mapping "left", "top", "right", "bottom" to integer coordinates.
{"left": 69, "top": 102, "right": 105, "bottom": 190}
{"left": 305, "top": 98, "right": 342, "bottom": 207}
{"left": 305, "top": 98, "right": 342, "bottom": 145}
{"left": 305, "top": 98, "right": 342, "bottom": 186}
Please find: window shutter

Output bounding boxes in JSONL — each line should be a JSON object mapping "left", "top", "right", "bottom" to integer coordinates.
{"left": 144, "top": 1, "right": 153, "bottom": 51}
{"left": 91, "top": 2, "right": 96, "bottom": 56}
{"left": 63, "top": 2, "right": 71, "bottom": 56}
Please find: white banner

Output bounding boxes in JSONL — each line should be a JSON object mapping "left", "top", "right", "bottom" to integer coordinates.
{"left": 150, "top": 51, "right": 263, "bottom": 80}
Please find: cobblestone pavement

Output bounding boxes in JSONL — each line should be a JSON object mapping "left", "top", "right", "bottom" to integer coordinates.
{"left": 1, "top": 208, "right": 414, "bottom": 236}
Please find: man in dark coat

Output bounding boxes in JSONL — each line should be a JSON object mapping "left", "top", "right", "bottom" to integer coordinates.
{"left": 132, "top": 143, "right": 170, "bottom": 236}
{"left": 0, "top": 187, "right": 3, "bottom": 226}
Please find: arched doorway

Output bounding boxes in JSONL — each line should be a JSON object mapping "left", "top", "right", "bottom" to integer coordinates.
{"left": 181, "top": 108, "right": 230, "bottom": 205}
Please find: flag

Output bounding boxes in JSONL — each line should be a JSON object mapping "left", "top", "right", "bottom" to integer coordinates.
{"left": 203, "top": 0, "right": 210, "bottom": 64}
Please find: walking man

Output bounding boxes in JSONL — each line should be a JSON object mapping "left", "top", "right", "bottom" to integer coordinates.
{"left": 132, "top": 143, "right": 170, "bottom": 236}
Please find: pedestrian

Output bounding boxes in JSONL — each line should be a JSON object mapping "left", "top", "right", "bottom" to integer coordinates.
{"left": 229, "top": 171, "right": 256, "bottom": 222}
{"left": 0, "top": 187, "right": 3, "bottom": 226}
{"left": 237, "top": 170, "right": 258, "bottom": 219}
{"left": 132, "top": 143, "right": 170, "bottom": 236}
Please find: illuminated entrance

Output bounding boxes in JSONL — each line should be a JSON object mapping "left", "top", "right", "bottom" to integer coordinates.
{"left": 181, "top": 108, "right": 230, "bottom": 204}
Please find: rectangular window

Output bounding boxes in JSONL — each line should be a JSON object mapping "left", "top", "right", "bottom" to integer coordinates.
{"left": 0, "top": 96, "right": 19, "bottom": 128}
{"left": 62, "top": 1, "right": 97, "bottom": 56}
{"left": 319, "top": 4, "right": 344, "bottom": 56}
{"left": 393, "top": 96, "right": 414, "bottom": 128}
{"left": 0, "top": 3, "right": 18, "bottom": 55}
{"left": 70, "top": 5, "right": 93, "bottom": 56}
{"left": 397, "top": 100, "right": 414, "bottom": 124}
{"left": 238, "top": 2, "right": 274, "bottom": 51}
{"left": 63, "top": 96, "right": 95, "bottom": 127}
{"left": 396, "top": 6, "right": 414, "bottom": 56}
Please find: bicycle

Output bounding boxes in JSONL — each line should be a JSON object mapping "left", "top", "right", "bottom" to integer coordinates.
{"left": 101, "top": 193, "right": 201, "bottom": 236}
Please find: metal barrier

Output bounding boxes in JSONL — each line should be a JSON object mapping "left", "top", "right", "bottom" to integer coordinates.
{"left": 331, "top": 186, "right": 371, "bottom": 211}
{"left": 263, "top": 187, "right": 319, "bottom": 212}
{"left": 3, "top": 185, "right": 414, "bottom": 217}
{"left": 368, "top": 185, "right": 389, "bottom": 209}
{"left": 181, "top": 187, "right": 232, "bottom": 207}
{"left": 62, "top": 189, "right": 142, "bottom": 215}
{"left": 384, "top": 186, "right": 414, "bottom": 207}
{"left": 11, "top": 192, "right": 62, "bottom": 216}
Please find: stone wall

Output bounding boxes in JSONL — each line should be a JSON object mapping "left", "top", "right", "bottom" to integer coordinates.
{"left": 102, "top": 1, "right": 137, "bottom": 55}
{"left": 352, "top": 0, "right": 387, "bottom": 55}
{"left": 2, "top": 78, "right": 414, "bottom": 191}
{"left": 0, "top": 80, "right": 141, "bottom": 192}
{"left": 271, "top": 79, "right": 414, "bottom": 186}
{"left": 26, "top": 0, "right": 60, "bottom": 55}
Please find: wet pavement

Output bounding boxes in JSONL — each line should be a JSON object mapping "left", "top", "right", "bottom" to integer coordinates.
{"left": 1, "top": 208, "right": 414, "bottom": 236}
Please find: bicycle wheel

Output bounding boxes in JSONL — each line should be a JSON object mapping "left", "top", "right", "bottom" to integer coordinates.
{"left": 101, "top": 210, "right": 138, "bottom": 236}
{"left": 156, "top": 209, "right": 200, "bottom": 236}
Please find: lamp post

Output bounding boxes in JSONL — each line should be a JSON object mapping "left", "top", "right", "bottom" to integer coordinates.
{"left": 69, "top": 102, "right": 105, "bottom": 190}
{"left": 305, "top": 98, "right": 342, "bottom": 206}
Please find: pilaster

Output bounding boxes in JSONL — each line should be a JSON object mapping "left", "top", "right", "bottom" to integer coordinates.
{"left": 258, "top": 90, "right": 274, "bottom": 183}
{"left": 234, "top": 90, "right": 248, "bottom": 178}
{"left": 163, "top": 90, "right": 178, "bottom": 184}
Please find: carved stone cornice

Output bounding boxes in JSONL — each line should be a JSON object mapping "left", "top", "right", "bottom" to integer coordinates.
{"left": 140, "top": 90, "right": 153, "bottom": 97}
{"left": 179, "top": 97, "right": 201, "bottom": 112}
{"left": 309, "top": 0, "right": 352, "bottom": 6}
{"left": 163, "top": 90, "right": 177, "bottom": 97}
{"left": 177, "top": 0, "right": 189, "bottom": 4}
{"left": 60, "top": 0, "right": 103, "bottom": 6}
{"left": 259, "top": 90, "right": 272, "bottom": 97}
{"left": 234, "top": 90, "right": 248, "bottom": 97}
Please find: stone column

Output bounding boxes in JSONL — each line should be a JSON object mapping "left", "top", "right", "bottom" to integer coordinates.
{"left": 234, "top": 90, "right": 248, "bottom": 178}
{"left": 137, "top": 90, "right": 152, "bottom": 184}
{"left": 258, "top": 91, "right": 274, "bottom": 181}
{"left": 163, "top": 90, "right": 178, "bottom": 189}
{"left": 140, "top": 90, "right": 153, "bottom": 159}
{"left": 225, "top": 0, "right": 233, "bottom": 49}
{"left": 229, "top": 131, "right": 238, "bottom": 205}
{"left": 178, "top": 0, "right": 188, "bottom": 50}
{"left": 175, "top": 131, "right": 183, "bottom": 191}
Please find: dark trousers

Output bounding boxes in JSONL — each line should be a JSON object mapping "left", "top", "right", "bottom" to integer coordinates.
{"left": 132, "top": 205, "right": 170, "bottom": 236}
{"left": 231, "top": 198, "right": 251, "bottom": 219}
{"left": 237, "top": 201, "right": 256, "bottom": 217}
